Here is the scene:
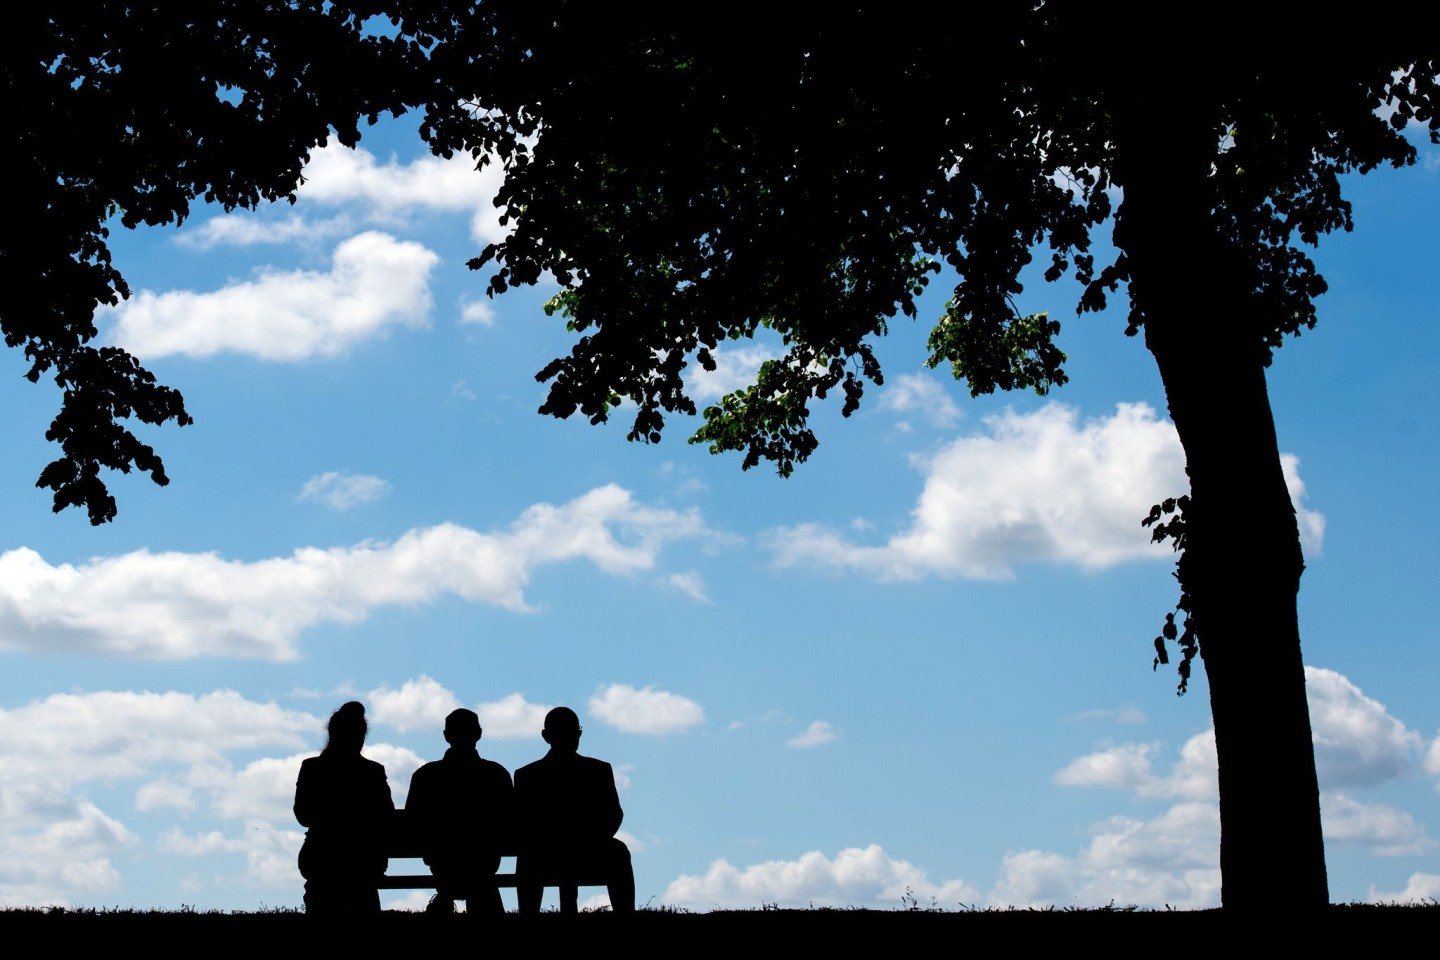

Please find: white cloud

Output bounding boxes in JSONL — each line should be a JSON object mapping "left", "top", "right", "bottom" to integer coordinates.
{"left": 1034, "top": 666, "right": 1431, "bottom": 905}
{"left": 879, "top": 372, "right": 963, "bottom": 428}
{"left": 768, "top": 402, "right": 1324, "bottom": 580}
{"left": 686, "top": 344, "right": 776, "bottom": 401}
{"left": 0, "top": 485, "right": 709, "bottom": 660}
{"left": 369, "top": 676, "right": 463, "bottom": 733}
{"left": 0, "top": 691, "right": 318, "bottom": 784}
{"left": 175, "top": 212, "right": 348, "bottom": 250}
{"left": 664, "top": 844, "right": 979, "bottom": 910}
{"left": 588, "top": 684, "right": 704, "bottom": 735}
{"left": 612, "top": 764, "right": 634, "bottom": 792}
{"left": 1369, "top": 872, "right": 1440, "bottom": 904}
{"left": 475, "top": 693, "right": 553, "bottom": 740}
{"left": 160, "top": 820, "right": 306, "bottom": 889}
{"left": 1321, "top": 794, "right": 1433, "bottom": 855}
{"left": 110, "top": 231, "right": 438, "bottom": 361}
{"left": 1279, "top": 454, "right": 1326, "bottom": 556}
{"left": 0, "top": 687, "right": 436, "bottom": 905}
{"left": 135, "top": 779, "right": 196, "bottom": 812}
{"left": 0, "top": 689, "right": 321, "bottom": 906}
{"left": 1055, "top": 668, "right": 1422, "bottom": 802}
{"left": 460, "top": 299, "right": 497, "bottom": 326}
{"left": 989, "top": 802, "right": 1221, "bottom": 909}
{"left": 665, "top": 570, "right": 711, "bottom": 604}
{"left": 786, "top": 721, "right": 839, "bottom": 749}
{"left": 299, "top": 471, "right": 391, "bottom": 510}
{"left": 1070, "top": 704, "right": 1148, "bottom": 724}
{"left": 1426, "top": 735, "right": 1440, "bottom": 784}
{"left": 1054, "top": 742, "right": 1163, "bottom": 792}
{"left": 298, "top": 144, "right": 509, "bottom": 245}
{"left": 0, "top": 788, "right": 137, "bottom": 907}
{"left": 1307, "top": 667, "right": 1423, "bottom": 789}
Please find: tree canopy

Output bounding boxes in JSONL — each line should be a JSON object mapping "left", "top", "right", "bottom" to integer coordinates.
{"left": 12, "top": 3, "right": 1438, "bottom": 910}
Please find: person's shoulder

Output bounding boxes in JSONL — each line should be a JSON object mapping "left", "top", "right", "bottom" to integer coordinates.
{"left": 410, "top": 758, "right": 441, "bottom": 779}
{"left": 577, "top": 754, "right": 612, "bottom": 772}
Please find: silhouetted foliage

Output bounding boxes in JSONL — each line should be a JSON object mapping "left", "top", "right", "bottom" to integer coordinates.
{"left": 7, "top": 2, "right": 415, "bottom": 522}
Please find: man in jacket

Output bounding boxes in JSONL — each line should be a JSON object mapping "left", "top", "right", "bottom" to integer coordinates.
{"left": 515, "top": 706, "right": 634, "bottom": 914}
{"left": 407, "top": 708, "right": 514, "bottom": 915}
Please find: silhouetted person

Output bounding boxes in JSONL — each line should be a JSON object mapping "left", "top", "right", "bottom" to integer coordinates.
{"left": 406, "top": 707, "right": 514, "bottom": 915}
{"left": 515, "top": 706, "right": 635, "bottom": 914}
{"left": 294, "top": 701, "right": 394, "bottom": 915}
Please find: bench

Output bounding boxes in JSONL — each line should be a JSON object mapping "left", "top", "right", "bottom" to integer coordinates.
{"left": 377, "top": 809, "right": 607, "bottom": 908}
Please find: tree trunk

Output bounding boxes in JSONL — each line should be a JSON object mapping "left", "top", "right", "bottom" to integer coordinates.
{"left": 1118, "top": 126, "right": 1329, "bottom": 911}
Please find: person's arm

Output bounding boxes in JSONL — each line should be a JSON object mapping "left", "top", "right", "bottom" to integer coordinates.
{"left": 293, "top": 758, "right": 318, "bottom": 828}
{"left": 599, "top": 761, "right": 623, "bottom": 837}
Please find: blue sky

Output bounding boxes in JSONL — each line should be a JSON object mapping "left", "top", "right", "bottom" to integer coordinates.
{"left": 1, "top": 116, "right": 1437, "bottom": 911}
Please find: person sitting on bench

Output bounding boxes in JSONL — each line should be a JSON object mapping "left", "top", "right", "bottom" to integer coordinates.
{"left": 515, "top": 707, "right": 635, "bottom": 914}
{"left": 406, "top": 708, "right": 514, "bottom": 915}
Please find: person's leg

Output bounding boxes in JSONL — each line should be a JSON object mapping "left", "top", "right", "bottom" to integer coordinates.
{"left": 517, "top": 882, "right": 542, "bottom": 914}
{"left": 605, "top": 838, "right": 635, "bottom": 914}
{"left": 470, "top": 883, "right": 504, "bottom": 917}
{"left": 559, "top": 884, "right": 579, "bottom": 914}
{"left": 428, "top": 858, "right": 458, "bottom": 913}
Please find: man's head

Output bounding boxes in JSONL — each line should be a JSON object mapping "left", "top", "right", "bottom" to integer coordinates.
{"left": 541, "top": 706, "right": 582, "bottom": 753}
{"left": 444, "top": 708, "right": 482, "bottom": 748}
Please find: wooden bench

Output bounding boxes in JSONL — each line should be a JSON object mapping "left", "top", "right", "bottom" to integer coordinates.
{"left": 377, "top": 810, "right": 607, "bottom": 904}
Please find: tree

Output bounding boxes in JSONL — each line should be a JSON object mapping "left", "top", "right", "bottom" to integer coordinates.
{"left": 16, "top": 2, "right": 1435, "bottom": 911}
{"left": 397, "top": 5, "right": 1438, "bottom": 909}
{"left": 6, "top": 2, "right": 413, "bottom": 523}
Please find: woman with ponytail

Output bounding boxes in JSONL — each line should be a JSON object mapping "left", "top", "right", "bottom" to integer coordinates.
{"left": 294, "top": 701, "right": 394, "bottom": 914}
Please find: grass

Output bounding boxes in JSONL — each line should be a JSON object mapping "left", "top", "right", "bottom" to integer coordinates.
{"left": 2, "top": 900, "right": 1434, "bottom": 950}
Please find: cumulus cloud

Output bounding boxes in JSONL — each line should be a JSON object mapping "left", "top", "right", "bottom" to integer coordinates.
{"left": 174, "top": 212, "right": 348, "bottom": 250}
{"left": 768, "top": 402, "right": 1324, "bottom": 580}
{"left": 664, "top": 844, "right": 979, "bottom": 910}
{"left": 0, "top": 788, "right": 137, "bottom": 906}
{"left": 0, "top": 689, "right": 321, "bottom": 905}
{"left": 110, "top": 231, "right": 438, "bottom": 361}
{"left": 160, "top": 820, "right": 306, "bottom": 888}
{"left": 786, "top": 721, "right": 839, "bottom": 749}
{"left": 879, "top": 372, "right": 963, "bottom": 428}
{"left": 1369, "top": 872, "right": 1440, "bottom": 904}
{"left": 299, "top": 471, "right": 391, "bottom": 510}
{"left": 1321, "top": 795, "right": 1434, "bottom": 856}
{"left": 588, "top": 684, "right": 704, "bottom": 735}
{"left": 298, "top": 144, "right": 509, "bottom": 245}
{"left": 1279, "top": 454, "right": 1326, "bottom": 556}
{"left": 1308, "top": 667, "right": 1423, "bottom": 789}
{"left": 134, "top": 780, "right": 196, "bottom": 813}
{"left": 475, "top": 693, "right": 553, "bottom": 740}
{"left": 369, "top": 676, "right": 463, "bottom": 733}
{"left": 1057, "top": 668, "right": 1423, "bottom": 800}
{"left": 0, "top": 484, "right": 709, "bottom": 660}
{"left": 0, "top": 691, "right": 318, "bottom": 784}
{"left": 1426, "top": 735, "right": 1440, "bottom": 783}
{"left": 1034, "top": 666, "right": 1430, "bottom": 905}
{"left": 990, "top": 803, "right": 1221, "bottom": 909}
{"left": 686, "top": 344, "right": 776, "bottom": 401}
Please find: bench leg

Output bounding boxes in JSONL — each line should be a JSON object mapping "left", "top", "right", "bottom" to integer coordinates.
{"left": 518, "top": 882, "right": 542, "bottom": 915}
